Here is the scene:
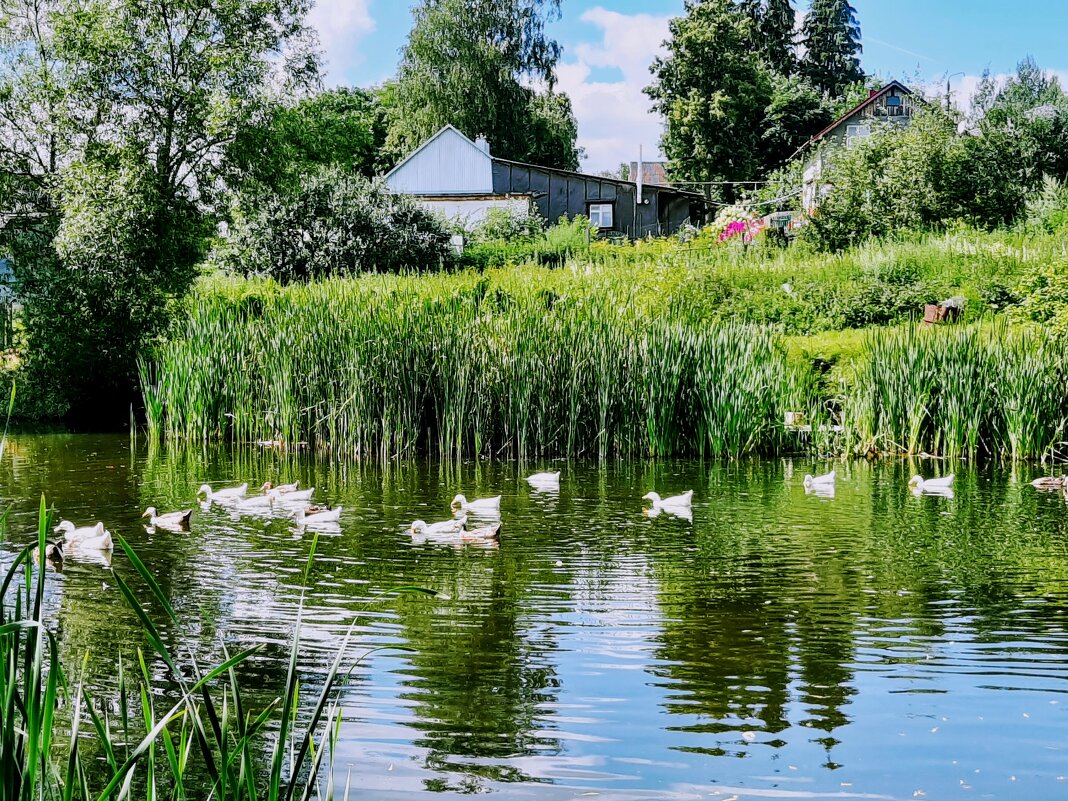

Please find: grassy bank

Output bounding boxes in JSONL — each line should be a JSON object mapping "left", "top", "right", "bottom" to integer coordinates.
{"left": 141, "top": 228, "right": 1068, "bottom": 461}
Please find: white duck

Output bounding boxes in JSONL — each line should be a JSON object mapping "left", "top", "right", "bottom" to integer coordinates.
{"left": 293, "top": 505, "right": 342, "bottom": 524}
{"left": 54, "top": 521, "right": 113, "bottom": 551}
{"left": 526, "top": 471, "right": 561, "bottom": 486}
{"left": 198, "top": 483, "right": 248, "bottom": 502}
{"left": 1032, "top": 476, "right": 1065, "bottom": 490}
{"left": 410, "top": 515, "right": 467, "bottom": 536}
{"left": 643, "top": 490, "right": 693, "bottom": 510}
{"left": 273, "top": 487, "right": 315, "bottom": 503}
{"left": 803, "top": 470, "right": 836, "bottom": 489}
{"left": 451, "top": 494, "right": 502, "bottom": 514}
{"left": 260, "top": 481, "right": 300, "bottom": 494}
{"left": 237, "top": 492, "right": 277, "bottom": 511}
{"left": 909, "top": 474, "right": 955, "bottom": 492}
{"left": 141, "top": 507, "right": 193, "bottom": 529}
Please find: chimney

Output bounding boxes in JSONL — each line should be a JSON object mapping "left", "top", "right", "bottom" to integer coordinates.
{"left": 474, "top": 135, "right": 490, "bottom": 155}
{"left": 869, "top": 89, "right": 878, "bottom": 98}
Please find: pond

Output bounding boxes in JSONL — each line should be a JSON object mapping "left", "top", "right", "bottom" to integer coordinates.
{"left": 3, "top": 434, "right": 1068, "bottom": 800}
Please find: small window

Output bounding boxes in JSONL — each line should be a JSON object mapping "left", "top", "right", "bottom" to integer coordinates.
{"left": 588, "top": 203, "right": 614, "bottom": 229}
{"left": 846, "top": 124, "right": 871, "bottom": 147}
{"left": 886, "top": 95, "right": 903, "bottom": 116}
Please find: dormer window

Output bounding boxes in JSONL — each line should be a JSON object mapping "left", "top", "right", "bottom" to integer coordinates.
{"left": 886, "top": 95, "right": 903, "bottom": 117}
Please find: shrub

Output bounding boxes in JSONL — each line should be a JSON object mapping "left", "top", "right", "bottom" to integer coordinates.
{"left": 217, "top": 166, "right": 454, "bottom": 281}
{"left": 467, "top": 207, "right": 545, "bottom": 243}
{"left": 1008, "top": 257, "right": 1068, "bottom": 335}
{"left": 1024, "top": 176, "right": 1068, "bottom": 233}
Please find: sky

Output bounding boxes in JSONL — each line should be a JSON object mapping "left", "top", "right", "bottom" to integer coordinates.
{"left": 307, "top": 1, "right": 1068, "bottom": 172}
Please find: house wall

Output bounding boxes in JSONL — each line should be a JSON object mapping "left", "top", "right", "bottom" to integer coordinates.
{"left": 490, "top": 161, "right": 697, "bottom": 237}
{"left": 415, "top": 196, "right": 532, "bottom": 229}
{"left": 386, "top": 128, "right": 493, "bottom": 195}
{"left": 822, "top": 86, "right": 919, "bottom": 148}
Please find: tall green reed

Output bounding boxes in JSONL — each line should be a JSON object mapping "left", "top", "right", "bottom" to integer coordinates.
{"left": 143, "top": 278, "right": 803, "bottom": 460}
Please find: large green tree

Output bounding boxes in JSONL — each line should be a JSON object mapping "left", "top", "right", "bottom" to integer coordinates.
{"left": 228, "top": 88, "right": 390, "bottom": 194}
{"left": 387, "top": 0, "right": 580, "bottom": 170}
{"left": 0, "top": 0, "right": 314, "bottom": 420}
{"left": 799, "top": 0, "right": 863, "bottom": 98}
{"left": 759, "top": 0, "right": 797, "bottom": 76}
{"left": 646, "top": 0, "right": 772, "bottom": 197}
{"left": 739, "top": 0, "right": 797, "bottom": 76}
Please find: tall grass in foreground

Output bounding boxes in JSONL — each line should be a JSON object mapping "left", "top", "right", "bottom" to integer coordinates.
{"left": 2, "top": 497, "right": 436, "bottom": 799}
{"left": 844, "top": 323, "right": 1068, "bottom": 461}
{"left": 142, "top": 279, "right": 804, "bottom": 459}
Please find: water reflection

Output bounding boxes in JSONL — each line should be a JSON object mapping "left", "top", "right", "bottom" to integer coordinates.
{"left": 1, "top": 438, "right": 1068, "bottom": 798}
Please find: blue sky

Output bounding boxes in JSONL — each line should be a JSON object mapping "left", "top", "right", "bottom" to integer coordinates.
{"left": 309, "top": 1, "right": 1068, "bottom": 171}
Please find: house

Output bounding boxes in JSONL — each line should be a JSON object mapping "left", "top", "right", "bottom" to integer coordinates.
{"left": 385, "top": 126, "right": 707, "bottom": 238}
{"left": 794, "top": 80, "right": 923, "bottom": 213}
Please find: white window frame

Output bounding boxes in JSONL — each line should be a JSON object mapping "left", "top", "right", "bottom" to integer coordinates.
{"left": 846, "top": 124, "right": 871, "bottom": 148}
{"left": 588, "top": 202, "right": 614, "bottom": 229}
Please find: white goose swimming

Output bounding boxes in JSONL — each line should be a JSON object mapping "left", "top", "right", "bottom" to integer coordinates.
{"left": 909, "top": 474, "right": 955, "bottom": 492}
{"left": 260, "top": 481, "right": 300, "bottom": 494}
{"left": 273, "top": 487, "right": 315, "bottom": 503}
{"left": 142, "top": 507, "right": 193, "bottom": 529}
{"left": 526, "top": 471, "right": 561, "bottom": 487}
{"left": 198, "top": 483, "right": 248, "bottom": 502}
{"left": 643, "top": 490, "right": 693, "bottom": 510}
{"left": 53, "top": 521, "right": 113, "bottom": 551}
{"left": 803, "top": 470, "right": 836, "bottom": 489}
{"left": 410, "top": 515, "right": 467, "bottom": 536}
{"left": 451, "top": 494, "right": 502, "bottom": 514}
{"left": 293, "top": 505, "right": 342, "bottom": 525}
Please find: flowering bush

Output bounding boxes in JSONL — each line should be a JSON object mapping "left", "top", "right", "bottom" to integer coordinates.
{"left": 711, "top": 205, "right": 765, "bottom": 244}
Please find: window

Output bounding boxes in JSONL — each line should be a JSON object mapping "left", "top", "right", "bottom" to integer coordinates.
{"left": 588, "top": 203, "right": 614, "bottom": 229}
{"left": 886, "top": 94, "right": 903, "bottom": 117}
{"left": 846, "top": 124, "right": 871, "bottom": 148}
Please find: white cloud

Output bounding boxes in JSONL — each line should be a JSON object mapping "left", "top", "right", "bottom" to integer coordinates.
{"left": 556, "top": 7, "right": 673, "bottom": 173}
{"left": 308, "top": 0, "right": 376, "bottom": 86}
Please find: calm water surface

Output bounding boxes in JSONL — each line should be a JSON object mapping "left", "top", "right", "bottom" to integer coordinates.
{"left": 3, "top": 434, "right": 1068, "bottom": 800}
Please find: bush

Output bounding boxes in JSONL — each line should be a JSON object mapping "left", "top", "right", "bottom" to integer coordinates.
{"left": 14, "top": 154, "right": 206, "bottom": 422}
{"left": 1024, "top": 176, "right": 1068, "bottom": 233}
{"left": 1008, "top": 257, "right": 1068, "bottom": 335}
{"left": 798, "top": 110, "right": 1025, "bottom": 251}
{"left": 217, "top": 167, "right": 454, "bottom": 281}
{"left": 466, "top": 207, "right": 545, "bottom": 243}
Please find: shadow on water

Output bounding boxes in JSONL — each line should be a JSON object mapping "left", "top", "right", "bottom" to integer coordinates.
{"left": 3, "top": 436, "right": 1068, "bottom": 798}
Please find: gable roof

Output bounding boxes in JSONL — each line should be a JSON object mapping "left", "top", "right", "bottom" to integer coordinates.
{"left": 384, "top": 125, "right": 488, "bottom": 181}
{"left": 791, "top": 80, "right": 920, "bottom": 161}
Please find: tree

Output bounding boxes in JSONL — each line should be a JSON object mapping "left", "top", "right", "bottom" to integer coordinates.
{"left": 974, "top": 58, "right": 1068, "bottom": 194}
{"left": 761, "top": 74, "right": 835, "bottom": 167}
{"left": 216, "top": 167, "right": 453, "bottom": 282}
{"left": 388, "top": 0, "right": 580, "bottom": 170}
{"left": 758, "top": 0, "right": 797, "bottom": 76}
{"left": 799, "top": 0, "right": 863, "bottom": 98}
{"left": 0, "top": 0, "right": 315, "bottom": 420}
{"left": 228, "top": 88, "right": 390, "bottom": 194}
{"left": 646, "top": 0, "right": 772, "bottom": 198}
{"left": 18, "top": 151, "right": 208, "bottom": 417}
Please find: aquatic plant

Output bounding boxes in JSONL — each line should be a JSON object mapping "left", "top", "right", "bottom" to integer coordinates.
{"left": 0, "top": 496, "right": 437, "bottom": 799}
{"left": 843, "top": 322, "right": 1068, "bottom": 460}
{"left": 142, "top": 277, "right": 805, "bottom": 459}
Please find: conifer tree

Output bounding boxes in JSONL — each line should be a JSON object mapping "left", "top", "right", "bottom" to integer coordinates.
{"left": 799, "top": 0, "right": 863, "bottom": 97}
{"left": 759, "top": 0, "right": 797, "bottom": 76}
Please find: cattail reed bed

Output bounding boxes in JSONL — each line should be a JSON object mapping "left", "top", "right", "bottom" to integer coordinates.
{"left": 143, "top": 271, "right": 1068, "bottom": 463}
{"left": 844, "top": 322, "right": 1068, "bottom": 462}
{"left": 142, "top": 277, "right": 806, "bottom": 459}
